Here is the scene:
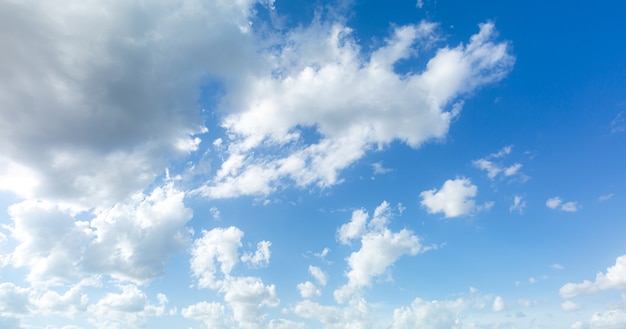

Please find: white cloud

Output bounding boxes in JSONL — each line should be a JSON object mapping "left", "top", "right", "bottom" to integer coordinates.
{"left": 391, "top": 297, "right": 469, "bottom": 329}
{"left": 552, "top": 263, "right": 565, "bottom": 270}
{"left": 87, "top": 285, "right": 168, "bottom": 329}
{"left": 33, "top": 284, "right": 88, "bottom": 317}
{"left": 493, "top": 296, "right": 506, "bottom": 312}
{"left": 420, "top": 178, "right": 479, "bottom": 218}
{"left": 241, "top": 241, "right": 272, "bottom": 268}
{"left": 190, "top": 227, "right": 245, "bottom": 289}
{"left": 334, "top": 202, "right": 423, "bottom": 303}
{"left": 510, "top": 195, "right": 526, "bottom": 213}
{"left": 337, "top": 209, "right": 369, "bottom": 244}
{"left": 372, "top": 162, "right": 392, "bottom": 175}
{"left": 297, "top": 281, "right": 321, "bottom": 299}
{"left": 181, "top": 301, "right": 230, "bottom": 329}
{"left": 292, "top": 298, "right": 371, "bottom": 329}
{"left": 546, "top": 196, "right": 563, "bottom": 209}
{"left": 547, "top": 196, "right": 580, "bottom": 212}
{"left": 561, "top": 201, "right": 580, "bottom": 212}
{"left": 0, "top": 283, "right": 30, "bottom": 315}
{"left": 221, "top": 276, "right": 279, "bottom": 329}
{"left": 309, "top": 266, "right": 328, "bottom": 286}
{"left": 590, "top": 309, "right": 626, "bottom": 328}
{"left": 560, "top": 254, "right": 626, "bottom": 298}
{"left": 200, "top": 21, "right": 514, "bottom": 198}
{"left": 473, "top": 145, "right": 525, "bottom": 181}
{"left": 562, "top": 300, "right": 583, "bottom": 312}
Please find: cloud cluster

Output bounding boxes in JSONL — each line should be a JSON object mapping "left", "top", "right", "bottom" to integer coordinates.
{"left": 560, "top": 254, "right": 626, "bottom": 299}
{"left": 201, "top": 20, "right": 515, "bottom": 198}
{"left": 546, "top": 196, "right": 580, "bottom": 212}
{"left": 335, "top": 201, "right": 424, "bottom": 302}
{"left": 473, "top": 145, "right": 525, "bottom": 181}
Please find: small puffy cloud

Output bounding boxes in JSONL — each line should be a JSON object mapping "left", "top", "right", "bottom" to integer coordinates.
{"left": 561, "top": 300, "right": 583, "bottom": 312}
{"left": 372, "top": 162, "right": 392, "bottom": 175}
{"left": 222, "top": 276, "right": 279, "bottom": 329}
{"left": 337, "top": 209, "right": 369, "bottom": 244}
{"left": 334, "top": 202, "right": 423, "bottom": 303}
{"left": 510, "top": 195, "right": 526, "bottom": 214}
{"left": 547, "top": 196, "right": 580, "bottom": 212}
{"left": 242, "top": 241, "right": 272, "bottom": 268}
{"left": 309, "top": 266, "right": 328, "bottom": 286}
{"left": 33, "top": 284, "right": 88, "bottom": 317}
{"left": 297, "top": 281, "right": 321, "bottom": 299}
{"left": 560, "top": 254, "right": 626, "bottom": 298}
{"left": 492, "top": 296, "right": 506, "bottom": 312}
{"left": 292, "top": 299, "right": 370, "bottom": 329}
{"left": 420, "top": 178, "right": 480, "bottom": 218}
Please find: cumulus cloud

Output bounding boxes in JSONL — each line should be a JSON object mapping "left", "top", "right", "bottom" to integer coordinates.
{"left": 562, "top": 300, "right": 583, "bottom": 312}
{"left": 560, "top": 254, "right": 626, "bottom": 298}
{"left": 334, "top": 201, "right": 423, "bottom": 303}
{"left": 297, "top": 281, "right": 321, "bottom": 299}
{"left": 200, "top": 20, "right": 514, "bottom": 198}
{"left": 420, "top": 177, "right": 483, "bottom": 218}
{"left": 188, "top": 226, "right": 279, "bottom": 329}
{"left": 7, "top": 184, "right": 192, "bottom": 285}
{"left": 241, "top": 241, "right": 272, "bottom": 268}
{"left": 309, "top": 266, "right": 328, "bottom": 286}
{"left": 391, "top": 297, "right": 469, "bottom": 329}
{"left": 181, "top": 301, "right": 230, "bottom": 329}
{"left": 87, "top": 285, "right": 168, "bottom": 329}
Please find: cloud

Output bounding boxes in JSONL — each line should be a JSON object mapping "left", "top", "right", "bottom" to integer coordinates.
{"left": 372, "top": 162, "right": 392, "bottom": 175}
{"left": 200, "top": 21, "right": 514, "bottom": 198}
{"left": 0, "top": 0, "right": 263, "bottom": 206}
{"left": 562, "top": 300, "right": 583, "bottom": 312}
{"left": 551, "top": 264, "right": 565, "bottom": 270}
{"left": 391, "top": 297, "right": 469, "bottom": 329}
{"left": 472, "top": 145, "right": 526, "bottom": 181}
{"left": 598, "top": 194, "right": 614, "bottom": 202}
{"left": 334, "top": 202, "right": 423, "bottom": 303}
{"left": 87, "top": 285, "right": 168, "bottom": 329}
{"left": 510, "top": 195, "right": 526, "bottom": 214}
{"left": 7, "top": 184, "right": 192, "bottom": 285}
{"left": 188, "top": 226, "right": 279, "bottom": 329}
{"left": 611, "top": 112, "right": 625, "bottom": 133}
{"left": 181, "top": 301, "right": 230, "bottom": 329}
{"left": 493, "top": 296, "right": 507, "bottom": 312}
{"left": 297, "top": 281, "right": 321, "bottom": 299}
{"left": 420, "top": 178, "right": 481, "bottom": 218}
{"left": 590, "top": 309, "right": 626, "bottom": 328}
{"left": 309, "top": 266, "right": 329, "bottom": 286}
{"left": 546, "top": 196, "right": 580, "bottom": 212}
{"left": 0, "top": 283, "right": 30, "bottom": 315}
{"left": 560, "top": 254, "right": 626, "bottom": 298}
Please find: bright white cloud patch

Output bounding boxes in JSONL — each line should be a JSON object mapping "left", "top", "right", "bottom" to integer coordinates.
{"left": 420, "top": 178, "right": 481, "bottom": 218}
{"left": 473, "top": 145, "right": 525, "bottom": 181}
{"left": 8, "top": 184, "right": 192, "bottom": 285}
{"left": 560, "top": 254, "right": 626, "bottom": 298}
{"left": 309, "top": 266, "right": 329, "bottom": 286}
{"left": 334, "top": 201, "right": 423, "bottom": 303}
{"left": 492, "top": 296, "right": 506, "bottom": 312}
{"left": 297, "top": 281, "right": 321, "bottom": 299}
{"left": 87, "top": 285, "right": 168, "bottom": 329}
{"left": 200, "top": 21, "right": 514, "bottom": 198}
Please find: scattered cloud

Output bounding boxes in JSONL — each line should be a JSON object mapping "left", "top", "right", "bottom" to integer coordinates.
{"left": 551, "top": 263, "right": 565, "bottom": 270}
{"left": 372, "top": 162, "right": 392, "bottom": 175}
{"left": 560, "top": 254, "right": 626, "bottom": 298}
{"left": 420, "top": 178, "right": 484, "bottom": 218}
{"left": 473, "top": 145, "right": 526, "bottom": 181}
{"left": 546, "top": 196, "right": 580, "bottom": 212}
{"left": 309, "top": 266, "right": 329, "bottom": 286}
{"left": 599, "top": 193, "right": 614, "bottom": 202}
{"left": 510, "top": 195, "right": 526, "bottom": 214}
{"left": 611, "top": 112, "right": 626, "bottom": 133}
{"left": 297, "top": 281, "right": 321, "bottom": 299}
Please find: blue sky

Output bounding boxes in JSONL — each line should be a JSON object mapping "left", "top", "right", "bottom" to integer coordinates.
{"left": 0, "top": 0, "right": 625, "bottom": 328}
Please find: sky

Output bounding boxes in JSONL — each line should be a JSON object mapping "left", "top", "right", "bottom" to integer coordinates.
{"left": 0, "top": 0, "right": 625, "bottom": 328}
